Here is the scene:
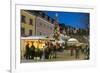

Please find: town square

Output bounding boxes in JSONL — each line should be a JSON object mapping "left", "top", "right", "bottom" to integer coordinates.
{"left": 20, "top": 10, "right": 89, "bottom": 63}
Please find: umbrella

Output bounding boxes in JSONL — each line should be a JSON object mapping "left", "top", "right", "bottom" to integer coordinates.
{"left": 67, "top": 38, "right": 79, "bottom": 46}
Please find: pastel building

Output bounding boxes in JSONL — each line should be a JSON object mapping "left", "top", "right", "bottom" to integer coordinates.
{"left": 21, "top": 10, "right": 36, "bottom": 36}
{"left": 21, "top": 10, "right": 55, "bottom": 37}
{"left": 35, "top": 15, "right": 54, "bottom": 37}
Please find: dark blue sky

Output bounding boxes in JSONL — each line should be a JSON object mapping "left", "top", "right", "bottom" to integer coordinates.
{"left": 45, "top": 11, "right": 89, "bottom": 29}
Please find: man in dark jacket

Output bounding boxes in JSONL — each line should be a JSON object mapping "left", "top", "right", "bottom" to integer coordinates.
{"left": 25, "top": 42, "right": 30, "bottom": 60}
{"left": 30, "top": 42, "right": 35, "bottom": 59}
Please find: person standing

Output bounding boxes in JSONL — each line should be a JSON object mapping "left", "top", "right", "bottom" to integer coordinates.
{"left": 85, "top": 45, "right": 89, "bottom": 59}
{"left": 53, "top": 44, "right": 57, "bottom": 58}
{"left": 87, "top": 46, "right": 90, "bottom": 59}
{"left": 49, "top": 43, "right": 54, "bottom": 59}
{"left": 41, "top": 45, "right": 46, "bottom": 60}
{"left": 75, "top": 46, "right": 80, "bottom": 59}
{"left": 30, "top": 42, "right": 35, "bottom": 59}
{"left": 25, "top": 42, "right": 30, "bottom": 60}
{"left": 70, "top": 45, "right": 74, "bottom": 56}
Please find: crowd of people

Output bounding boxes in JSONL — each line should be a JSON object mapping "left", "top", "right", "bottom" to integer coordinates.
{"left": 69, "top": 44, "right": 89, "bottom": 59}
{"left": 24, "top": 40, "right": 63, "bottom": 61}
{"left": 23, "top": 40, "right": 89, "bottom": 61}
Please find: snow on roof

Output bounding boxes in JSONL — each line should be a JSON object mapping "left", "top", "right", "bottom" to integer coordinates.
{"left": 21, "top": 36, "right": 48, "bottom": 40}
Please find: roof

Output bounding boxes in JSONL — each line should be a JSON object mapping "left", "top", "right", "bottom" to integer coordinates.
{"left": 21, "top": 36, "right": 48, "bottom": 40}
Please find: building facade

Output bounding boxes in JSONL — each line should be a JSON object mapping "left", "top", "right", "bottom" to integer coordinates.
{"left": 35, "top": 16, "right": 54, "bottom": 37}
{"left": 21, "top": 10, "right": 55, "bottom": 37}
{"left": 21, "top": 10, "right": 36, "bottom": 36}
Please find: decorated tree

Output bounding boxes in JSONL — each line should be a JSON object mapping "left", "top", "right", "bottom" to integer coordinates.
{"left": 53, "top": 17, "right": 60, "bottom": 41}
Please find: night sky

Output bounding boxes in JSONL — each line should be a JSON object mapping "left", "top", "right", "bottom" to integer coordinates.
{"left": 45, "top": 11, "right": 90, "bottom": 29}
